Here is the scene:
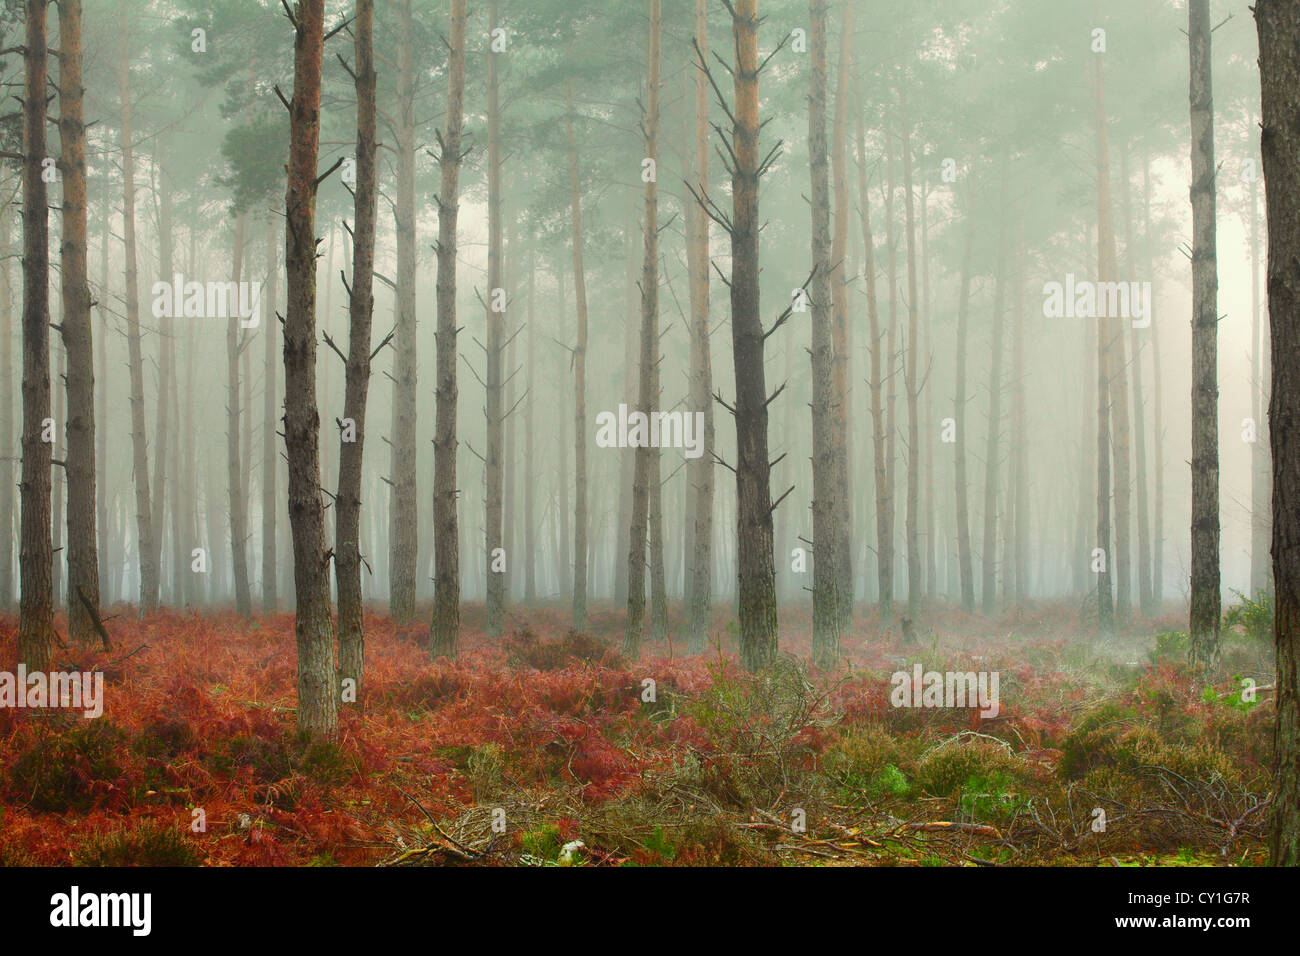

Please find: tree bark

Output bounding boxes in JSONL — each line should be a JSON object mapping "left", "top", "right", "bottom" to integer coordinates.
{"left": 118, "top": 12, "right": 158, "bottom": 615}
{"left": 336, "top": 0, "right": 377, "bottom": 692}
{"left": 0, "top": 221, "right": 13, "bottom": 607}
{"left": 262, "top": 217, "right": 279, "bottom": 612}
{"left": 624, "top": 0, "right": 662, "bottom": 659}
{"left": 685, "top": 0, "right": 714, "bottom": 654}
{"left": 1188, "top": 0, "right": 1221, "bottom": 667}
{"left": 58, "top": 0, "right": 98, "bottom": 640}
{"left": 226, "top": 211, "right": 252, "bottom": 618}
{"left": 283, "top": 0, "right": 337, "bottom": 738}
{"left": 723, "top": 0, "right": 778, "bottom": 670}
{"left": 484, "top": 0, "right": 506, "bottom": 636}
{"left": 1256, "top": 0, "right": 1300, "bottom": 865}
{"left": 899, "top": 82, "right": 922, "bottom": 623}
{"left": 431, "top": 0, "right": 466, "bottom": 658}
{"left": 566, "top": 79, "right": 590, "bottom": 631}
{"left": 807, "top": 0, "right": 841, "bottom": 664}
{"left": 19, "top": 0, "right": 55, "bottom": 670}
{"left": 953, "top": 196, "right": 976, "bottom": 614}
{"left": 388, "top": 0, "right": 419, "bottom": 624}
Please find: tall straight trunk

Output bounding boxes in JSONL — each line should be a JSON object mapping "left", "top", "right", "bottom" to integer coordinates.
{"left": 1094, "top": 267, "right": 1115, "bottom": 632}
{"left": 881, "top": 117, "right": 898, "bottom": 622}
{"left": 624, "top": 0, "right": 662, "bottom": 659}
{"left": 1188, "top": 0, "right": 1221, "bottom": 666}
{"left": 431, "top": 0, "right": 467, "bottom": 658}
{"left": 981, "top": 167, "right": 1007, "bottom": 615}
{"left": 336, "top": 0, "right": 377, "bottom": 691}
{"left": 19, "top": 0, "right": 55, "bottom": 669}
{"left": 388, "top": 0, "right": 418, "bottom": 623}
{"left": 829, "top": 0, "right": 853, "bottom": 630}
{"left": 1010, "top": 224, "right": 1028, "bottom": 606}
{"left": 58, "top": 0, "right": 97, "bottom": 639}
{"left": 723, "top": 0, "right": 778, "bottom": 670}
{"left": 1248, "top": 131, "right": 1270, "bottom": 597}
{"left": 284, "top": 0, "right": 336, "bottom": 738}
{"left": 1095, "top": 52, "right": 1132, "bottom": 626}
{"left": 1121, "top": 144, "right": 1155, "bottom": 617}
{"left": 566, "top": 80, "right": 590, "bottom": 630}
{"left": 807, "top": 0, "right": 841, "bottom": 663}
{"left": 226, "top": 211, "right": 252, "bottom": 617}
{"left": 854, "top": 91, "right": 891, "bottom": 615}
{"left": 614, "top": 217, "right": 638, "bottom": 606}
{"left": 182, "top": 218, "right": 198, "bottom": 606}
{"left": 151, "top": 155, "right": 173, "bottom": 604}
{"left": 556, "top": 264, "right": 572, "bottom": 598}
{"left": 685, "top": 0, "right": 714, "bottom": 652}
{"left": 0, "top": 222, "right": 13, "bottom": 607}
{"left": 899, "top": 83, "right": 922, "bottom": 622}
{"left": 52, "top": 342, "right": 64, "bottom": 606}
{"left": 503, "top": 214, "right": 516, "bottom": 603}
{"left": 1144, "top": 150, "right": 1165, "bottom": 612}
{"left": 118, "top": 15, "right": 157, "bottom": 614}
{"left": 523, "top": 236, "right": 536, "bottom": 603}
{"left": 953, "top": 201, "right": 976, "bottom": 613}
{"left": 96, "top": 182, "right": 110, "bottom": 602}
{"left": 484, "top": 0, "right": 506, "bottom": 636}
{"left": 262, "top": 218, "right": 279, "bottom": 612}
{"left": 1255, "top": 0, "right": 1300, "bottom": 867}
{"left": 921, "top": 177, "right": 937, "bottom": 600}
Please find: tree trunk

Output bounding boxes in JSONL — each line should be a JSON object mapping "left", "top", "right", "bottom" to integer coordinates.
{"left": 58, "top": 0, "right": 98, "bottom": 639}
{"left": 624, "top": 0, "right": 662, "bottom": 659}
{"left": 1145, "top": 150, "right": 1165, "bottom": 614}
{"left": 19, "top": 0, "right": 55, "bottom": 669}
{"left": 151, "top": 154, "right": 173, "bottom": 605}
{"left": 1010, "top": 223, "right": 1029, "bottom": 606}
{"left": 336, "top": 0, "right": 377, "bottom": 692}
{"left": 262, "top": 217, "right": 279, "bottom": 612}
{"left": 484, "top": 0, "right": 506, "bottom": 636}
{"left": 807, "top": 0, "right": 841, "bottom": 664}
{"left": 523, "top": 235, "right": 536, "bottom": 604}
{"left": 1188, "top": 0, "right": 1221, "bottom": 667}
{"left": 431, "top": 0, "right": 466, "bottom": 658}
{"left": 899, "top": 83, "right": 922, "bottom": 623}
{"left": 96, "top": 181, "right": 111, "bottom": 603}
{"left": 1120, "top": 143, "right": 1155, "bottom": 617}
{"left": 981, "top": 167, "right": 1007, "bottom": 615}
{"left": 829, "top": 0, "right": 853, "bottom": 633}
{"left": 1249, "top": 129, "right": 1270, "bottom": 598}
{"left": 566, "top": 79, "right": 590, "bottom": 631}
{"left": 283, "top": 0, "right": 337, "bottom": 738}
{"left": 1095, "top": 52, "right": 1132, "bottom": 627}
{"left": 0, "top": 221, "right": 13, "bottom": 607}
{"left": 118, "top": 14, "right": 158, "bottom": 615}
{"left": 881, "top": 116, "right": 898, "bottom": 622}
{"left": 1256, "top": 0, "right": 1300, "bottom": 867}
{"left": 685, "top": 0, "right": 714, "bottom": 654}
{"left": 724, "top": 0, "right": 778, "bottom": 670}
{"left": 226, "top": 211, "right": 252, "bottom": 618}
{"left": 388, "top": 0, "right": 419, "bottom": 624}
{"left": 953, "top": 198, "right": 976, "bottom": 614}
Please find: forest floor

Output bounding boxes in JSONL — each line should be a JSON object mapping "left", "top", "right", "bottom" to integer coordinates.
{"left": 0, "top": 599, "right": 1275, "bottom": 867}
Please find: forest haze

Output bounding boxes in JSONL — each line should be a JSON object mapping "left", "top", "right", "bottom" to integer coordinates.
{"left": 0, "top": 0, "right": 1298, "bottom": 874}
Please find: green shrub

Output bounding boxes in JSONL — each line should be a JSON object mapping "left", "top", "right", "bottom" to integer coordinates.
{"left": 9, "top": 722, "right": 126, "bottom": 812}
{"left": 74, "top": 821, "right": 202, "bottom": 867}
